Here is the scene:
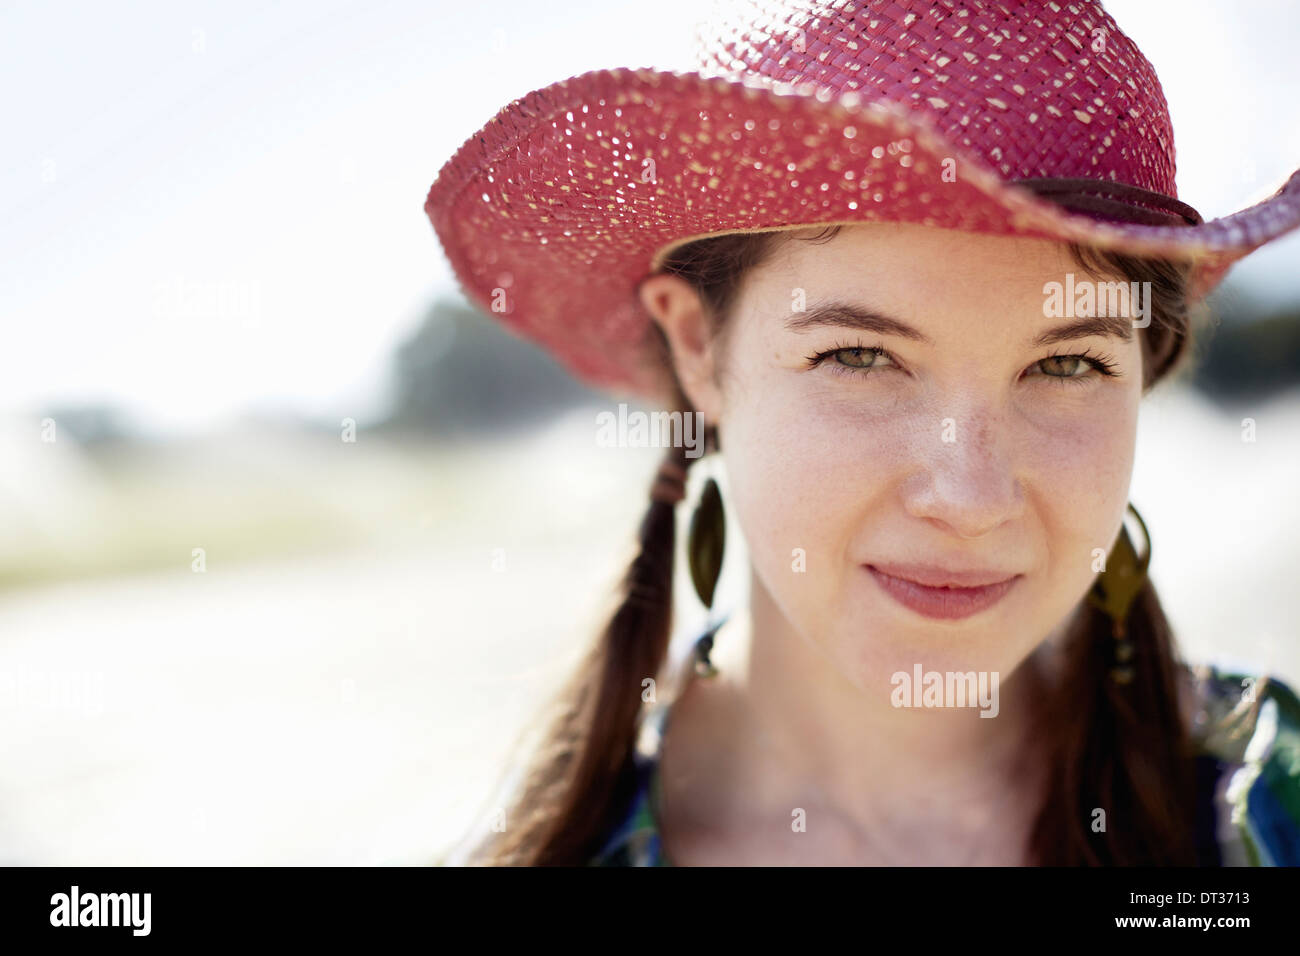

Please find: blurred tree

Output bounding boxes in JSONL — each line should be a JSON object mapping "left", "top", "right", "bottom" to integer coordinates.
{"left": 1190, "top": 284, "right": 1300, "bottom": 404}
{"left": 382, "top": 297, "right": 606, "bottom": 439}
{"left": 37, "top": 403, "right": 137, "bottom": 447}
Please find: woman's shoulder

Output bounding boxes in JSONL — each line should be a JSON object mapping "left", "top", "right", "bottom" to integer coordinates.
{"left": 587, "top": 655, "right": 1300, "bottom": 867}
{"left": 1187, "top": 662, "right": 1300, "bottom": 866}
{"left": 587, "top": 617, "right": 734, "bottom": 866}
{"left": 587, "top": 700, "right": 673, "bottom": 867}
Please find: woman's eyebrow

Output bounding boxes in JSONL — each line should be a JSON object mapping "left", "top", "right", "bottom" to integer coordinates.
{"left": 783, "top": 301, "right": 1135, "bottom": 346}
{"left": 1031, "top": 316, "right": 1134, "bottom": 347}
{"left": 785, "top": 302, "right": 934, "bottom": 345}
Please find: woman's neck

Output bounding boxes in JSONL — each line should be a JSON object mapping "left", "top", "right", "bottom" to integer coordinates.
{"left": 658, "top": 570, "right": 1057, "bottom": 864}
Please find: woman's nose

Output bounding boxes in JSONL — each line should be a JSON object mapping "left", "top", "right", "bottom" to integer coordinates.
{"left": 901, "top": 413, "right": 1026, "bottom": 539}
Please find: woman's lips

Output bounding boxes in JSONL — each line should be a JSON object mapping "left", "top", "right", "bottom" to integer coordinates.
{"left": 865, "top": 564, "right": 1021, "bottom": 620}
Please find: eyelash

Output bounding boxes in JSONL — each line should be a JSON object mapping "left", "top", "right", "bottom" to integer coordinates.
{"left": 804, "top": 341, "right": 1120, "bottom": 387}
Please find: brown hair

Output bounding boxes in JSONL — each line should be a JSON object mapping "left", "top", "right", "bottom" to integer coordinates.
{"left": 465, "top": 224, "right": 1206, "bottom": 866}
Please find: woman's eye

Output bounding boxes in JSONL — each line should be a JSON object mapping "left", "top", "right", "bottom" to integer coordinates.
{"left": 837, "top": 347, "right": 888, "bottom": 369}
{"left": 1035, "top": 355, "right": 1089, "bottom": 378}
{"left": 813, "top": 347, "right": 896, "bottom": 373}
{"left": 1030, "top": 352, "right": 1118, "bottom": 383}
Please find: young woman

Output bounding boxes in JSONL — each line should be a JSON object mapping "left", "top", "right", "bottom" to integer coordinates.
{"left": 425, "top": 0, "right": 1300, "bottom": 865}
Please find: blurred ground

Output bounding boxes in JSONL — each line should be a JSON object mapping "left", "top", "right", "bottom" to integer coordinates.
{"left": 0, "top": 384, "right": 1297, "bottom": 864}
{"left": 0, "top": 408, "right": 665, "bottom": 864}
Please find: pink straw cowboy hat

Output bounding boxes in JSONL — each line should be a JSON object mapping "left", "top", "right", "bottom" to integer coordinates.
{"left": 424, "top": 0, "right": 1300, "bottom": 402}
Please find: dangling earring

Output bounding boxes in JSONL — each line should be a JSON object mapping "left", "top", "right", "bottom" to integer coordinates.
{"left": 686, "top": 425, "right": 724, "bottom": 678}
{"left": 1087, "top": 502, "right": 1151, "bottom": 685}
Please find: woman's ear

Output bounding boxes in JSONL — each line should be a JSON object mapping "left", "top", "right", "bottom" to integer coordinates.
{"left": 638, "top": 273, "right": 725, "bottom": 423}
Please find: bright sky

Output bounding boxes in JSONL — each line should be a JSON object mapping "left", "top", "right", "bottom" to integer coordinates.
{"left": 4, "top": 0, "right": 1298, "bottom": 436}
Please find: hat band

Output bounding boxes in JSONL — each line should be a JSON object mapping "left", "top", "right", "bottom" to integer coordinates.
{"left": 647, "top": 175, "right": 1207, "bottom": 273}
{"left": 1012, "top": 177, "right": 1204, "bottom": 227}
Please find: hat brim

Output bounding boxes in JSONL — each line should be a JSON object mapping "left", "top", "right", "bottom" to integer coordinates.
{"left": 426, "top": 67, "right": 1300, "bottom": 402}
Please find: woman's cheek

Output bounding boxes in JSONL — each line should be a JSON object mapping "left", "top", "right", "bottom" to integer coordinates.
{"left": 1022, "top": 390, "right": 1137, "bottom": 527}
{"left": 723, "top": 387, "right": 893, "bottom": 617}
{"left": 726, "top": 423, "right": 830, "bottom": 587}
{"left": 1020, "top": 394, "right": 1138, "bottom": 629}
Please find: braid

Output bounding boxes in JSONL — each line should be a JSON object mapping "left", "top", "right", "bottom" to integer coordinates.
{"left": 1030, "top": 578, "right": 1198, "bottom": 865}
{"left": 470, "top": 417, "right": 703, "bottom": 864}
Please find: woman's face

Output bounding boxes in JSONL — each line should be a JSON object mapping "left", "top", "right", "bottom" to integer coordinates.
{"left": 653, "top": 222, "right": 1144, "bottom": 694}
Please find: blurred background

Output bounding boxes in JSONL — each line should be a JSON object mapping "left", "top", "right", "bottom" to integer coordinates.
{"left": 2, "top": 0, "right": 1298, "bottom": 865}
